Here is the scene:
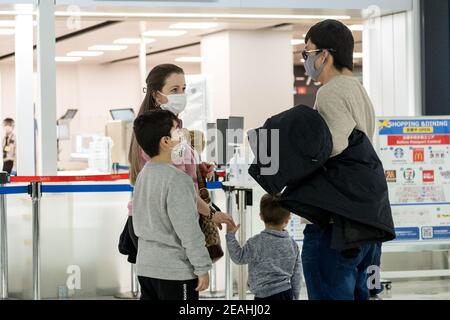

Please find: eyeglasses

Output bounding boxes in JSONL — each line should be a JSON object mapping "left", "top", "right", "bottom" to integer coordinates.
{"left": 301, "top": 48, "right": 336, "bottom": 60}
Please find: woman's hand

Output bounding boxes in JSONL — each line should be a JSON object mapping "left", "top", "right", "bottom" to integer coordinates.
{"left": 206, "top": 171, "right": 215, "bottom": 182}
{"left": 200, "top": 162, "right": 215, "bottom": 181}
{"left": 212, "top": 212, "right": 236, "bottom": 230}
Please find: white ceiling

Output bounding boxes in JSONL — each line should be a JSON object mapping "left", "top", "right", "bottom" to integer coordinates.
{"left": 0, "top": 5, "right": 365, "bottom": 67}
{"left": 55, "top": 20, "right": 281, "bottom": 64}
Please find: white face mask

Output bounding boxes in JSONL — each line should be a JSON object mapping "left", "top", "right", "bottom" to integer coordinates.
{"left": 169, "top": 129, "right": 199, "bottom": 166}
{"left": 159, "top": 92, "right": 187, "bottom": 115}
{"left": 169, "top": 129, "right": 188, "bottom": 165}
{"left": 171, "top": 141, "right": 188, "bottom": 165}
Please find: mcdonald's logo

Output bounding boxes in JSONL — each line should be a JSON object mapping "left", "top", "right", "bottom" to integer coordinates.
{"left": 413, "top": 148, "right": 425, "bottom": 162}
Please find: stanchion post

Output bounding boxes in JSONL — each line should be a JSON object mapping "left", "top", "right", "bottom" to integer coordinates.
{"left": 131, "top": 264, "right": 139, "bottom": 297}
{"left": 210, "top": 263, "right": 217, "bottom": 293}
{"left": 236, "top": 189, "right": 250, "bottom": 300}
{"left": 0, "top": 171, "right": 10, "bottom": 300}
{"left": 200, "top": 189, "right": 225, "bottom": 299}
{"left": 114, "top": 190, "right": 140, "bottom": 300}
{"left": 223, "top": 185, "right": 234, "bottom": 300}
{"left": 209, "top": 189, "right": 218, "bottom": 295}
{"left": 30, "top": 182, "right": 42, "bottom": 300}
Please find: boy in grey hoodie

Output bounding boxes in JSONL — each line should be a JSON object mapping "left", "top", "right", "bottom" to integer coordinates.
{"left": 132, "top": 110, "right": 212, "bottom": 300}
{"left": 226, "top": 194, "right": 302, "bottom": 300}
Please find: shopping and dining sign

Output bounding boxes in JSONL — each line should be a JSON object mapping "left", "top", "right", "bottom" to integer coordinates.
{"left": 377, "top": 118, "right": 450, "bottom": 241}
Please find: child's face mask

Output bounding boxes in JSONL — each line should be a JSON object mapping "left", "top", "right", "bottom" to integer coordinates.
{"left": 169, "top": 128, "right": 189, "bottom": 165}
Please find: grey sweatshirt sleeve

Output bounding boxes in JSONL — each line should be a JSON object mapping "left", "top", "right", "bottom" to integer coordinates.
{"left": 290, "top": 241, "right": 303, "bottom": 300}
{"left": 225, "top": 232, "right": 255, "bottom": 265}
{"left": 167, "top": 174, "right": 212, "bottom": 277}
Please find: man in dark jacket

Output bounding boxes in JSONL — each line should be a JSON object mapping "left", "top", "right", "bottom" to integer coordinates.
{"left": 249, "top": 105, "right": 395, "bottom": 300}
{"left": 249, "top": 20, "right": 395, "bottom": 300}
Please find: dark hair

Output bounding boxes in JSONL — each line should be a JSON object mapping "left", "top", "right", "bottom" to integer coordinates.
{"left": 133, "top": 110, "right": 178, "bottom": 158}
{"left": 128, "top": 64, "right": 184, "bottom": 184}
{"left": 3, "top": 118, "right": 14, "bottom": 126}
{"left": 305, "top": 19, "right": 354, "bottom": 71}
{"left": 260, "top": 194, "right": 291, "bottom": 226}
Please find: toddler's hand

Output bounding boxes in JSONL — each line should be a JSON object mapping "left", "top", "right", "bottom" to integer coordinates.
{"left": 227, "top": 223, "right": 240, "bottom": 234}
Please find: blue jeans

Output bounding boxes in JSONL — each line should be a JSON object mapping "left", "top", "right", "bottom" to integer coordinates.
{"left": 301, "top": 224, "right": 378, "bottom": 300}
{"left": 369, "top": 242, "right": 384, "bottom": 297}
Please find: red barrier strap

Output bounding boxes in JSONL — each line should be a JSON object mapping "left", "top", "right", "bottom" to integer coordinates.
{"left": 215, "top": 171, "right": 226, "bottom": 177}
{"left": 10, "top": 173, "right": 129, "bottom": 183}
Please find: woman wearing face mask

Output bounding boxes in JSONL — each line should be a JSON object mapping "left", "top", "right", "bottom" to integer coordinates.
{"left": 126, "top": 64, "right": 235, "bottom": 251}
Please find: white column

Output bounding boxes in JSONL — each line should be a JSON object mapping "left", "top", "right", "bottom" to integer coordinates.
{"left": 363, "top": 4, "right": 422, "bottom": 117}
{"left": 201, "top": 30, "right": 293, "bottom": 131}
{"left": 201, "top": 30, "right": 293, "bottom": 293}
{"left": 36, "top": 0, "right": 57, "bottom": 175}
{"left": 201, "top": 31, "right": 231, "bottom": 122}
{"left": 15, "top": 6, "right": 35, "bottom": 175}
{"left": 0, "top": 76, "right": 3, "bottom": 165}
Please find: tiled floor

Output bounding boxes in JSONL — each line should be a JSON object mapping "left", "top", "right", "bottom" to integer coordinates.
{"left": 41, "top": 278, "right": 450, "bottom": 300}
{"left": 379, "top": 279, "right": 450, "bottom": 300}
{"left": 218, "top": 279, "right": 450, "bottom": 300}
{"left": 199, "top": 278, "right": 450, "bottom": 300}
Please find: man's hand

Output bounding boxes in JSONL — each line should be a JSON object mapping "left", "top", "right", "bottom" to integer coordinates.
{"left": 196, "top": 273, "right": 210, "bottom": 292}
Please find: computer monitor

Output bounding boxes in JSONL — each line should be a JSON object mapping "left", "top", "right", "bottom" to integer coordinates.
{"left": 110, "top": 108, "right": 135, "bottom": 122}
{"left": 206, "top": 123, "right": 217, "bottom": 164}
{"left": 216, "top": 119, "right": 230, "bottom": 166}
{"left": 59, "top": 109, "right": 78, "bottom": 121}
{"left": 228, "top": 116, "right": 244, "bottom": 145}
